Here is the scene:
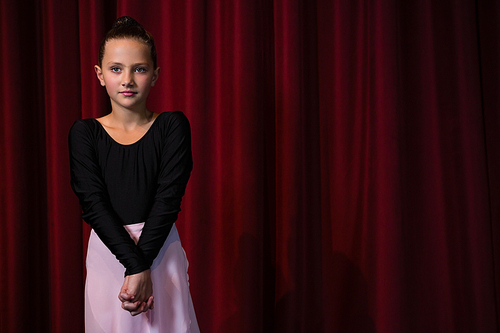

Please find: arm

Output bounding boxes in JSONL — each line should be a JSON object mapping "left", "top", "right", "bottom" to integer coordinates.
{"left": 118, "top": 112, "right": 193, "bottom": 315}
{"left": 136, "top": 111, "right": 193, "bottom": 265}
{"left": 69, "top": 120, "right": 150, "bottom": 276}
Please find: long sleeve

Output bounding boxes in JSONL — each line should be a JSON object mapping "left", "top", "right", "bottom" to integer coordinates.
{"left": 69, "top": 120, "right": 150, "bottom": 275}
{"left": 136, "top": 111, "right": 193, "bottom": 266}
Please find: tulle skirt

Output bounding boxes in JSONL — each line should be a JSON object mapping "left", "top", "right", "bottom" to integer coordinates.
{"left": 85, "top": 223, "right": 200, "bottom": 333}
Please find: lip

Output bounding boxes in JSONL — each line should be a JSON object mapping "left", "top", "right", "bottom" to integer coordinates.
{"left": 120, "top": 91, "right": 137, "bottom": 97}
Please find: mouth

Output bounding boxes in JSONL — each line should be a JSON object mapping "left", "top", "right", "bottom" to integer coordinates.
{"left": 120, "top": 91, "right": 137, "bottom": 97}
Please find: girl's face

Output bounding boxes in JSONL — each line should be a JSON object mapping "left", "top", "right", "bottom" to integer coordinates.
{"left": 95, "top": 38, "right": 160, "bottom": 112}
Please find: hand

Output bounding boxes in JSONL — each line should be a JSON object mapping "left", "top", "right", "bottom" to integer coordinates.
{"left": 121, "top": 295, "right": 154, "bottom": 316}
{"left": 118, "top": 269, "right": 154, "bottom": 315}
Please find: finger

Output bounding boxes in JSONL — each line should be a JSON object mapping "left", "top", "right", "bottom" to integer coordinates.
{"left": 122, "top": 303, "right": 136, "bottom": 311}
{"left": 130, "top": 302, "right": 147, "bottom": 316}
{"left": 146, "top": 296, "right": 154, "bottom": 310}
{"left": 119, "top": 291, "right": 134, "bottom": 302}
{"left": 122, "top": 300, "right": 141, "bottom": 312}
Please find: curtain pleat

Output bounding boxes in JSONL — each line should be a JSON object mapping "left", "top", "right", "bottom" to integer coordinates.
{"left": 41, "top": 1, "right": 84, "bottom": 332}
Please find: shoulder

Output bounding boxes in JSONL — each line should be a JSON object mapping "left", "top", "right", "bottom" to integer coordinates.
{"left": 157, "top": 111, "right": 189, "bottom": 124}
{"left": 156, "top": 111, "right": 191, "bottom": 132}
{"left": 69, "top": 118, "right": 97, "bottom": 133}
{"left": 68, "top": 118, "right": 99, "bottom": 143}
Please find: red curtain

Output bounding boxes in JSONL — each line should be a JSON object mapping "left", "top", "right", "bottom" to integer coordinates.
{"left": 1, "top": 0, "right": 498, "bottom": 332}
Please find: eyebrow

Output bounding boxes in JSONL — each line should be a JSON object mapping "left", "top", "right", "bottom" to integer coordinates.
{"left": 106, "top": 62, "right": 150, "bottom": 67}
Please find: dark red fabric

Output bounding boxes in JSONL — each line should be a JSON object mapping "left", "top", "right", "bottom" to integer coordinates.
{"left": 0, "top": 0, "right": 498, "bottom": 332}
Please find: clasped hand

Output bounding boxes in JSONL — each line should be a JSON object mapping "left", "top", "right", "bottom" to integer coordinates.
{"left": 119, "top": 269, "right": 154, "bottom": 316}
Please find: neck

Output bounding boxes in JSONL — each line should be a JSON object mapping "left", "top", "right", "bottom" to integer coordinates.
{"left": 109, "top": 102, "right": 153, "bottom": 125}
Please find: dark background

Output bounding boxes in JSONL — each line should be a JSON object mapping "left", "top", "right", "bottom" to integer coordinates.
{"left": 0, "top": 0, "right": 499, "bottom": 332}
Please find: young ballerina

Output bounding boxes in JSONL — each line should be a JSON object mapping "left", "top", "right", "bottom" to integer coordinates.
{"left": 69, "top": 16, "right": 199, "bottom": 332}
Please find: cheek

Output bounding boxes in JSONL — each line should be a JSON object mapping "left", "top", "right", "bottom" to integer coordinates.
{"left": 102, "top": 77, "right": 118, "bottom": 91}
{"left": 140, "top": 76, "right": 154, "bottom": 86}
{"left": 103, "top": 75, "right": 119, "bottom": 86}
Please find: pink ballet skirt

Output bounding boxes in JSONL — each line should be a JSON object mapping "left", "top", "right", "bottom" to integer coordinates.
{"left": 85, "top": 223, "right": 200, "bottom": 333}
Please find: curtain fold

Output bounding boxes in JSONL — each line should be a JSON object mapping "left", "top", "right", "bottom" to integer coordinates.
{"left": 0, "top": 1, "right": 52, "bottom": 331}
{"left": 41, "top": 0, "right": 84, "bottom": 332}
{"left": 478, "top": 0, "right": 500, "bottom": 325}
{"left": 0, "top": 0, "right": 498, "bottom": 332}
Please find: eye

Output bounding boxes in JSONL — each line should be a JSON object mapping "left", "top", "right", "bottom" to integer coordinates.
{"left": 110, "top": 67, "right": 121, "bottom": 73}
{"left": 135, "top": 67, "right": 147, "bottom": 73}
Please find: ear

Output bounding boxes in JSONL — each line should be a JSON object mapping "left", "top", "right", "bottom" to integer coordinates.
{"left": 94, "top": 65, "right": 105, "bottom": 86}
{"left": 151, "top": 67, "right": 161, "bottom": 87}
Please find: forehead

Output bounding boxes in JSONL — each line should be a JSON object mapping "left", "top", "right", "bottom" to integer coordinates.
{"left": 103, "top": 38, "right": 152, "bottom": 64}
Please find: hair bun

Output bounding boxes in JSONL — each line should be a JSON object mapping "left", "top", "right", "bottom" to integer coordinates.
{"left": 112, "top": 16, "right": 141, "bottom": 29}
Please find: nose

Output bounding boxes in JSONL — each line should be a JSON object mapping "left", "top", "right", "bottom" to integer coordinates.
{"left": 121, "top": 70, "right": 134, "bottom": 87}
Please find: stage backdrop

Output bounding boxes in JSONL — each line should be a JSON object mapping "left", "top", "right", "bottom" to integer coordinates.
{"left": 1, "top": 0, "right": 499, "bottom": 332}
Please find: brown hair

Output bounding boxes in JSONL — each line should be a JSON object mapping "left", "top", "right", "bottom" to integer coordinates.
{"left": 98, "top": 16, "right": 158, "bottom": 69}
